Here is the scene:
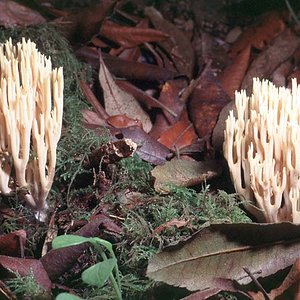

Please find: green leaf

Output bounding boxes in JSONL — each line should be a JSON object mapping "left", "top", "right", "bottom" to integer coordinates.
{"left": 91, "top": 237, "right": 113, "bottom": 252}
{"left": 52, "top": 235, "right": 91, "bottom": 249}
{"left": 55, "top": 292, "right": 83, "bottom": 300}
{"left": 82, "top": 258, "right": 117, "bottom": 287}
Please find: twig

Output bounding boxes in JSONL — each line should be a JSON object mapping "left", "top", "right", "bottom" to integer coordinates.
{"left": 285, "top": 0, "right": 300, "bottom": 28}
{"left": 243, "top": 267, "right": 270, "bottom": 300}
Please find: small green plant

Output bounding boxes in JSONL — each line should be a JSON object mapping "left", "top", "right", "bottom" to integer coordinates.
{"left": 6, "top": 269, "right": 46, "bottom": 299}
{"left": 52, "top": 235, "right": 122, "bottom": 300}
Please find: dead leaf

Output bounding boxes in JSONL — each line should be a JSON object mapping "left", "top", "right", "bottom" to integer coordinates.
{"left": 242, "top": 28, "right": 300, "bottom": 92}
{"left": 54, "top": 0, "right": 115, "bottom": 42}
{"left": 158, "top": 79, "right": 187, "bottom": 124}
{"left": 181, "top": 279, "right": 248, "bottom": 300}
{"left": 85, "top": 139, "right": 137, "bottom": 171}
{"left": 158, "top": 119, "right": 198, "bottom": 151}
{"left": 106, "top": 114, "right": 143, "bottom": 129}
{"left": 100, "top": 19, "right": 169, "bottom": 48}
{"left": 0, "top": 230, "right": 26, "bottom": 257}
{"left": 147, "top": 223, "right": 300, "bottom": 293}
{"left": 229, "top": 11, "right": 285, "bottom": 58}
{"left": 0, "top": 0, "right": 46, "bottom": 27}
{"left": 268, "top": 258, "right": 300, "bottom": 299}
{"left": 271, "top": 60, "right": 293, "bottom": 87}
{"left": 116, "top": 80, "right": 177, "bottom": 117}
{"left": 41, "top": 214, "right": 121, "bottom": 280}
{"left": 0, "top": 256, "right": 52, "bottom": 292}
{"left": 80, "top": 80, "right": 109, "bottom": 120}
{"left": 144, "top": 6, "right": 195, "bottom": 78}
{"left": 219, "top": 45, "right": 251, "bottom": 99}
{"left": 212, "top": 100, "right": 235, "bottom": 151}
{"left": 99, "top": 51, "right": 152, "bottom": 133}
{"left": 149, "top": 112, "right": 170, "bottom": 139}
{"left": 153, "top": 218, "right": 190, "bottom": 236}
{"left": 113, "top": 126, "right": 171, "bottom": 165}
{"left": 82, "top": 109, "right": 106, "bottom": 128}
{"left": 151, "top": 159, "right": 221, "bottom": 193}
{"left": 76, "top": 47, "right": 178, "bottom": 82}
{"left": 188, "top": 67, "right": 231, "bottom": 139}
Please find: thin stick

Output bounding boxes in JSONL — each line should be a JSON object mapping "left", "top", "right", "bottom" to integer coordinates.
{"left": 243, "top": 267, "right": 270, "bottom": 300}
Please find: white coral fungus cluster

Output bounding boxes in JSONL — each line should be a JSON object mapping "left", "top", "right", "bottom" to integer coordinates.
{"left": 224, "top": 78, "right": 300, "bottom": 223}
{"left": 0, "top": 38, "right": 63, "bottom": 213}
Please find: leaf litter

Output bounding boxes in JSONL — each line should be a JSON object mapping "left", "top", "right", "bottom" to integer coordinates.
{"left": 1, "top": 1, "right": 300, "bottom": 299}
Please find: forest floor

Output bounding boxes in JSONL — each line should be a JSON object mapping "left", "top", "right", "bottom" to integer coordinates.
{"left": 1, "top": 0, "right": 300, "bottom": 299}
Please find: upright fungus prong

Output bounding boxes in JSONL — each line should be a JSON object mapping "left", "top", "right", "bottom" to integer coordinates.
{"left": 0, "top": 38, "right": 63, "bottom": 215}
{"left": 224, "top": 78, "right": 300, "bottom": 223}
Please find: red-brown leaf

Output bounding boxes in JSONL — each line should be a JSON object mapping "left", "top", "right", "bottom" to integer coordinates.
{"left": 116, "top": 80, "right": 177, "bottom": 117}
{"left": 99, "top": 51, "right": 152, "bottom": 133}
{"left": 0, "top": 0, "right": 46, "bottom": 27}
{"left": 106, "top": 114, "right": 143, "bottom": 129}
{"left": 144, "top": 6, "right": 195, "bottom": 78}
{"left": 80, "top": 80, "right": 108, "bottom": 120}
{"left": 41, "top": 214, "right": 121, "bottom": 280}
{"left": 242, "top": 28, "right": 300, "bottom": 92}
{"left": 0, "top": 230, "right": 26, "bottom": 257}
{"left": 112, "top": 126, "right": 171, "bottom": 165}
{"left": 158, "top": 119, "right": 197, "bottom": 151}
{"left": 229, "top": 11, "right": 285, "bottom": 58}
{"left": 219, "top": 45, "right": 251, "bottom": 99}
{"left": 100, "top": 19, "right": 169, "bottom": 48}
{"left": 189, "top": 69, "right": 231, "bottom": 139}
{"left": 158, "top": 79, "right": 187, "bottom": 124}
{"left": 153, "top": 218, "right": 189, "bottom": 236}
{"left": 54, "top": 0, "right": 115, "bottom": 42}
{"left": 0, "top": 256, "right": 52, "bottom": 291}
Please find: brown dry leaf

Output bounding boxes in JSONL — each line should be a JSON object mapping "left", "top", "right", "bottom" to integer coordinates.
{"left": 54, "top": 0, "right": 115, "bottom": 42}
{"left": 147, "top": 223, "right": 300, "bottom": 293}
{"left": 0, "top": 256, "right": 52, "bottom": 292}
{"left": 153, "top": 218, "right": 189, "bottom": 236}
{"left": 106, "top": 114, "right": 143, "bottom": 129}
{"left": 151, "top": 159, "right": 221, "bottom": 193}
{"left": 271, "top": 60, "right": 293, "bottom": 86}
{"left": 212, "top": 100, "right": 235, "bottom": 151}
{"left": 100, "top": 19, "right": 169, "bottom": 48}
{"left": 0, "top": 0, "right": 46, "bottom": 27}
{"left": 113, "top": 126, "right": 171, "bottom": 165}
{"left": 99, "top": 52, "right": 152, "bottom": 133}
{"left": 0, "top": 230, "right": 26, "bottom": 257}
{"left": 266, "top": 258, "right": 300, "bottom": 299}
{"left": 86, "top": 140, "right": 137, "bottom": 170}
{"left": 76, "top": 47, "right": 178, "bottom": 82}
{"left": 242, "top": 28, "right": 300, "bottom": 91}
{"left": 149, "top": 112, "right": 170, "bottom": 139}
{"left": 158, "top": 79, "right": 187, "bottom": 124}
{"left": 116, "top": 80, "right": 177, "bottom": 116}
{"left": 144, "top": 6, "right": 195, "bottom": 78}
{"left": 229, "top": 11, "right": 285, "bottom": 58}
{"left": 80, "top": 80, "right": 108, "bottom": 120}
{"left": 188, "top": 68, "right": 231, "bottom": 139}
{"left": 219, "top": 45, "right": 251, "bottom": 99}
{"left": 41, "top": 214, "right": 121, "bottom": 280}
{"left": 82, "top": 109, "right": 106, "bottom": 128}
{"left": 158, "top": 119, "right": 198, "bottom": 151}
